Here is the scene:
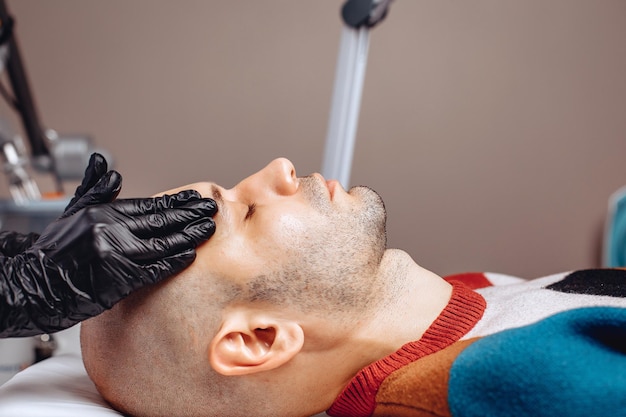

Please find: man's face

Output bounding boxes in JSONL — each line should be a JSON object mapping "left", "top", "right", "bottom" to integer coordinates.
{"left": 167, "top": 157, "right": 387, "bottom": 306}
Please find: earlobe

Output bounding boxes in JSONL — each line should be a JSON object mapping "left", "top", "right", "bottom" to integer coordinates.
{"left": 209, "top": 311, "right": 304, "bottom": 376}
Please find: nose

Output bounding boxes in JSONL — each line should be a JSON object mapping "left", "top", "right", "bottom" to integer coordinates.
{"left": 233, "top": 158, "right": 298, "bottom": 199}
{"left": 265, "top": 158, "right": 298, "bottom": 195}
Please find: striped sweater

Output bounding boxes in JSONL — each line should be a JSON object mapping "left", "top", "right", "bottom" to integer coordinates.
{"left": 327, "top": 269, "right": 626, "bottom": 417}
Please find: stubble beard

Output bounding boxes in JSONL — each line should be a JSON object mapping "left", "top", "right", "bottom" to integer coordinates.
{"left": 348, "top": 185, "right": 387, "bottom": 262}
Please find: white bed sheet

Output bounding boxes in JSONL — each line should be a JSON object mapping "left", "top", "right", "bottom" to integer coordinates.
{"left": 0, "top": 353, "right": 122, "bottom": 417}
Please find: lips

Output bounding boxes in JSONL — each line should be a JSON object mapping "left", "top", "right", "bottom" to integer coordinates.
{"left": 305, "top": 173, "right": 343, "bottom": 203}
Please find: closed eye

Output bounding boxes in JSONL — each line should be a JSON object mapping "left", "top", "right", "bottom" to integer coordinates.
{"left": 245, "top": 203, "right": 256, "bottom": 221}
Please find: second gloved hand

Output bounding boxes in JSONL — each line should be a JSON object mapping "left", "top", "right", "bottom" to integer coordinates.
{"left": 0, "top": 185, "right": 217, "bottom": 337}
{"left": 0, "top": 152, "right": 119, "bottom": 258}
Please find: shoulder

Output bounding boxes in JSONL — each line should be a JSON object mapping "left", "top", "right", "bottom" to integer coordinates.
{"left": 373, "top": 339, "right": 477, "bottom": 417}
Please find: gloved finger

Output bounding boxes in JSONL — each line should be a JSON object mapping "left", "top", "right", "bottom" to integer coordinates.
{"left": 110, "top": 190, "right": 208, "bottom": 216}
{"left": 117, "top": 200, "right": 217, "bottom": 237}
{"left": 132, "top": 218, "right": 215, "bottom": 261}
{"left": 64, "top": 153, "right": 109, "bottom": 212}
{"left": 112, "top": 194, "right": 217, "bottom": 221}
{"left": 137, "top": 249, "right": 196, "bottom": 284}
{"left": 128, "top": 249, "right": 197, "bottom": 290}
{"left": 93, "top": 248, "right": 197, "bottom": 310}
{"left": 94, "top": 217, "right": 215, "bottom": 264}
{"left": 61, "top": 171, "right": 123, "bottom": 218}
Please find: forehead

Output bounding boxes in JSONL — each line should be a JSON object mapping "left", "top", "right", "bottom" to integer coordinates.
{"left": 154, "top": 182, "right": 215, "bottom": 198}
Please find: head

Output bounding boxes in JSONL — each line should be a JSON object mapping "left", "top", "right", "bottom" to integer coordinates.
{"left": 81, "top": 157, "right": 389, "bottom": 417}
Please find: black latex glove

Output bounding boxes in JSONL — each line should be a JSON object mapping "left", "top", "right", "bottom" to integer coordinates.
{"left": 0, "top": 175, "right": 217, "bottom": 338}
{"left": 63, "top": 152, "right": 120, "bottom": 217}
{"left": 0, "top": 153, "right": 116, "bottom": 257}
{"left": 0, "top": 231, "right": 40, "bottom": 257}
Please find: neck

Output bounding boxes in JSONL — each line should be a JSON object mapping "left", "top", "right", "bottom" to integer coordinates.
{"left": 361, "top": 249, "right": 453, "bottom": 354}
{"left": 296, "top": 249, "right": 453, "bottom": 415}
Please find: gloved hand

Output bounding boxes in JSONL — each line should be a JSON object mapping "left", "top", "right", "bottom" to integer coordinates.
{"left": 0, "top": 152, "right": 116, "bottom": 257}
{"left": 0, "top": 158, "right": 217, "bottom": 338}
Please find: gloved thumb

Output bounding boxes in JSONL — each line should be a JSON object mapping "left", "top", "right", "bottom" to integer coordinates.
{"left": 65, "top": 153, "right": 109, "bottom": 211}
{"left": 61, "top": 170, "right": 122, "bottom": 218}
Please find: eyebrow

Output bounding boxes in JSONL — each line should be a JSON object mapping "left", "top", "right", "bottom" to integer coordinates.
{"left": 210, "top": 184, "right": 229, "bottom": 223}
{"left": 210, "top": 184, "right": 223, "bottom": 206}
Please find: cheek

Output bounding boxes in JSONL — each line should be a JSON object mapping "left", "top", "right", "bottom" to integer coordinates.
{"left": 257, "top": 212, "right": 330, "bottom": 257}
{"left": 275, "top": 213, "right": 308, "bottom": 235}
{"left": 195, "top": 234, "right": 263, "bottom": 280}
{"left": 266, "top": 211, "right": 320, "bottom": 242}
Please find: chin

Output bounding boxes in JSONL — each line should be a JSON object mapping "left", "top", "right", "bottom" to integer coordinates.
{"left": 349, "top": 185, "right": 386, "bottom": 217}
{"left": 349, "top": 185, "right": 387, "bottom": 249}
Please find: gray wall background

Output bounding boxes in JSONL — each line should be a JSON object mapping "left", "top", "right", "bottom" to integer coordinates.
{"left": 1, "top": 1, "right": 625, "bottom": 278}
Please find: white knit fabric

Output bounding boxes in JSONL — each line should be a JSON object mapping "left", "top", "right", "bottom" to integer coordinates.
{"left": 464, "top": 272, "right": 626, "bottom": 339}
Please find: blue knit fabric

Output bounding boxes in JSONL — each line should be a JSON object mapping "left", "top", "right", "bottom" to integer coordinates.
{"left": 449, "top": 307, "right": 626, "bottom": 417}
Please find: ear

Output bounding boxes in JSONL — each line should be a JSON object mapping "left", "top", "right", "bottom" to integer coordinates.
{"left": 209, "top": 309, "right": 304, "bottom": 376}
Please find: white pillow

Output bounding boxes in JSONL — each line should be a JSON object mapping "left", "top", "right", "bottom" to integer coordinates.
{"left": 0, "top": 353, "right": 122, "bottom": 417}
